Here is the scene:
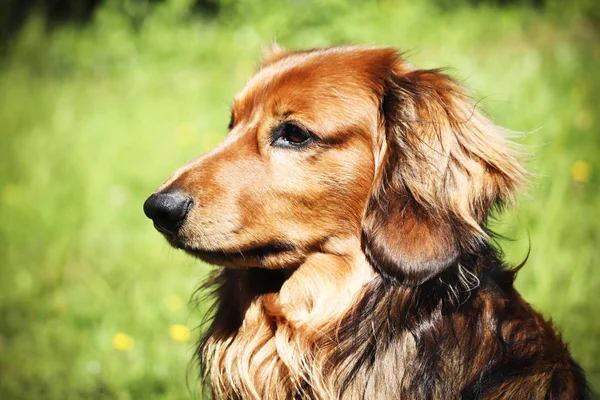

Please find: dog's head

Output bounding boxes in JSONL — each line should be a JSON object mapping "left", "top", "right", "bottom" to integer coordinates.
{"left": 144, "top": 46, "right": 525, "bottom": 284}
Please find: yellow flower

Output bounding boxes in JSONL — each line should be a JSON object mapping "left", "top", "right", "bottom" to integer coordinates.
{"left": 571, "top": 160, "right": 591, "bottom": 183}
{"left": 165, "top": 294, "right": 184, "bottom": 311}
{"left": 112, "top": 333, "right": 134, "bottom": 351}
{"left": 169, "top": 324, "right": 191, "bottom": 343}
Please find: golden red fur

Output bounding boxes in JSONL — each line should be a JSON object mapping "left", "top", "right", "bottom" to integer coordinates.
{"left": 144, "top": 45, "right": 589, "bottom": 399}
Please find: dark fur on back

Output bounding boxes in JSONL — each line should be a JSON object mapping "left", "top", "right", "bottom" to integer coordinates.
{"left": 340, "top": 243, "right": 588, "bottom": 399}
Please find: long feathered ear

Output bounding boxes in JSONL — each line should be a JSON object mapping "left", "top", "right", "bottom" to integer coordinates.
{"left": 362, "top": 63, "right": 527, "bottom": 285}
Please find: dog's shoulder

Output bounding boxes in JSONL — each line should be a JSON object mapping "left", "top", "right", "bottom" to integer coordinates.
{"left": 455, "top": 268, "right": 591, "bottom": 399}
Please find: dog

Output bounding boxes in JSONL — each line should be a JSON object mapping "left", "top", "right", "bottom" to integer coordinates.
{"left": 143, "top": 45, "right": 589, "bottom": 399}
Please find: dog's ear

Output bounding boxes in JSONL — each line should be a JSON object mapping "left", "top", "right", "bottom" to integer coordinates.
{"left": 362, "top": 62, "right": 526, "bottom": 285}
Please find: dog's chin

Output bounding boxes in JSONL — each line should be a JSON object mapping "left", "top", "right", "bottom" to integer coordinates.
{"left": 165, "top": 235, "right": 304, "bottom": 269}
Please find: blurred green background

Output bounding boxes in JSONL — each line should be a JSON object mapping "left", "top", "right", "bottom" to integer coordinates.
{"left": 0, "top": 0, "right": 599, "bottom": 398}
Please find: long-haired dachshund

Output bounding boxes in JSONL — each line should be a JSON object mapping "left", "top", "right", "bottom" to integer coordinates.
{"left": 144, "top": 45, "right": 589, "bottom": 399}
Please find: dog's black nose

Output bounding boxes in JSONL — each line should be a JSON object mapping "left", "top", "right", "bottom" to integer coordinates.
{"left": 143, "top": 191, "right": 192, "bottom": 235}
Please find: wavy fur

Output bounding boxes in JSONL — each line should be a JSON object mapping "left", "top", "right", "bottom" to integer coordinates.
{"left": 147, "top": 46, "right": 589, "bottom": 399}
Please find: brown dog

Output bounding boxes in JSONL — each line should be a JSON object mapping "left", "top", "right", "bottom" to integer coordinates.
{"left": 144, "top": 45, "right": 589, "bottom": 399}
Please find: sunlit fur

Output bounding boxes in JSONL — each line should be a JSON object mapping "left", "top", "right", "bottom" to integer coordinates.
{"left": 151, "top": 45, "right": 589, "bottom": 399}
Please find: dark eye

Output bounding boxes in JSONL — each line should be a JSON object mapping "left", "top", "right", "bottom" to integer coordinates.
{"left": 272, "top": 122, "right": 314, "bottom": 148}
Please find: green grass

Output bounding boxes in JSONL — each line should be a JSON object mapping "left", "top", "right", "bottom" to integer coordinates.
{"left": 0, "top": 1, "right": 599, "bottom": 398}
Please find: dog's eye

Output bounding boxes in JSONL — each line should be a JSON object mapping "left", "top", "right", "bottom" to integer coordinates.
{"left": 272, "top": 122, "right": 314, "bottom": 149}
